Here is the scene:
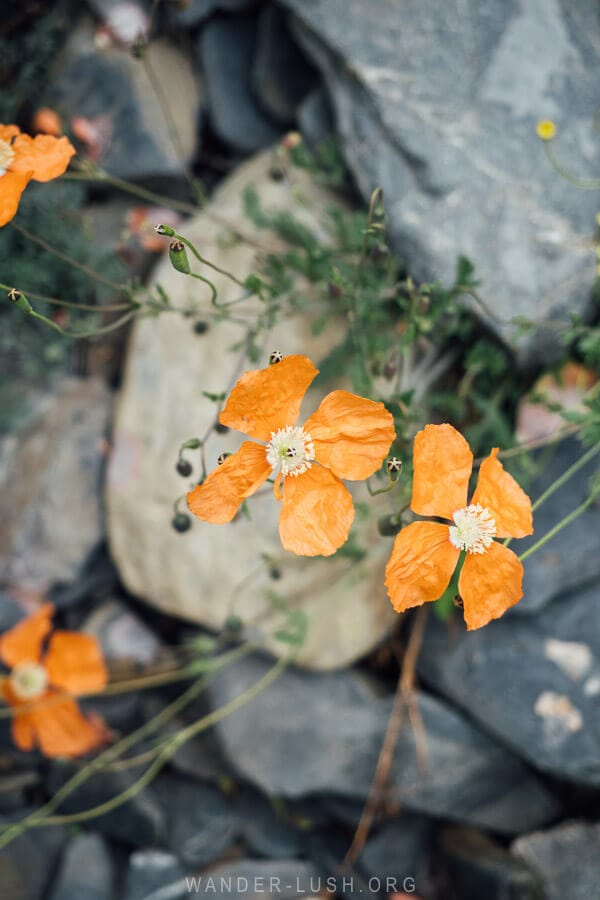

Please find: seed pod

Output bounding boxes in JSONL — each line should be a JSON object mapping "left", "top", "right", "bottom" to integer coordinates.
{"left": 176, "top": 459, "right": 193, "bottom": 477}
{"left": 172, "top": 513, "right": 192, "bottom": 533}
{"left": 386, "top": 457, "right": 403, "bottom": 475}
{"left": 217, "top": 452, "right": 231, "bottom": 465}
{"left": 7, "top": 289, "right": 33, "bottom": 314}
{"left": 155, "top": 223, "right": 175, "bottom": 236}
{"left": 168, "top": 240, "right": 191, "bottom": 274}
{"left": 269, "top": 350, "right": 284, "bottom": 365}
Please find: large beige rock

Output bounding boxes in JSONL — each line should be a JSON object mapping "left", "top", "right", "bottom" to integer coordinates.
{"left": 107, "top": 151, "right": 397, "bottom": 669}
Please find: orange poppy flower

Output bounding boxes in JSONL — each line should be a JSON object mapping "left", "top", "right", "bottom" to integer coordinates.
{"left": 0, "top": 124, "right": 76, "bottom": 227}
{"left": 187, "top": 354, "right": 396, "bottom": 556}
{"left": 0, "top": 604, "right": 108, "bottom": 757}
{"left": 385, "top": 424, "right": 533, "bottom": 630}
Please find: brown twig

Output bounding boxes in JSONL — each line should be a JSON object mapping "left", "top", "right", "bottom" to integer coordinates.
{"left": 343, "top": 605, "right": 429, "bottom": 866}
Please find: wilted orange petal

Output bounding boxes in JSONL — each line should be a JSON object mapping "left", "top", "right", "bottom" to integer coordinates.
{"left": 219, "top": 355, "right": 318, "bottom": 441}
{"left": 45, "top": 631, "right": 108, "bottom": 695}
{"left": 0, "top": 124, "right": 20, "bottom": 142}
{"left": 187, "top": 441, "right": 270, "bottom": 524}
{"left": 0, "top": 603, "right": 54, "bottom": 668}
{"left": 471, "top": 448, "right": 533, "bottom": 538}
{"left": 411, "top": 424, "right": 473, "bottom": 520}
{"left": 459, "top": 541, "right": 523, "bottom": 630}
{"left": 18, "top": 692, "right": 107, "bottom": 758}
{"left": 279, "top": 465, "right": 354, "bottom": 556}
{"left": 32, "top": 108, "right": 62, "bottom": 136}
{"left": 10, "top": 133, "right": 75, "bottom": 182}
{"left": 385, "top": 521, "right": 459, "bottom": 613}
{"left": 0, "top": 169, "right": 32, "bottom": 227}
{"left": 303, "top": 390, "right": 396, "bottom": 480}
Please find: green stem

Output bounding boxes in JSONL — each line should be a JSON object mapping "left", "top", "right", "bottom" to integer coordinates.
{"left": 17, "top": 655, "right": 289, "bottom": 831}
{"left": 518, "top": 491, "right": 599, "bottom": 562}
{"left": 504, "top": 442, "right": 600, "bottom": 548}
{"left": 9, "top": 222, "right": 123, "bottom": 291}
{"left": 0, "top": 643, "right": 252, "bottom": 848}
{"left": 64, "top": 170, "right": 199, "bottom": 215}
{"left": 176, "top": 233, "right": 247, "bottom": 289}
{"left": 544, "top": 142, "right": 600, "bottom": 190}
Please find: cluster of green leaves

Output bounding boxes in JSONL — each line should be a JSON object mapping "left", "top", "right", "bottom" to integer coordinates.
{"left": 242, "top": 181, "right": 516, "bottom": 459}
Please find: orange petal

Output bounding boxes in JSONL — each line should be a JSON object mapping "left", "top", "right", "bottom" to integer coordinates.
{"left": 0, "top": 604, "right": 53, "bottom": 668}
{"left": 45, "top": 631, "right": 108, "bottom": 695}
{"left": 385, "top": 521, "right": 460, "bottom": 613}
{"left": 471, "top": 448, "right": 533, "bottom": 538}
{"left": 0, "top": 169, "right": 32, "bottom": 227}
{"left": 303, "top": 390, "right": 396, "bottom": 480}
{"left": 459, "top": 541, "right": 523, "bottom": 630}
{"left": 10, "top": 133, "right": 75, "bottom": 182}
{"left": 0, "top": 124, "right": 20, "bottom": 142}
{"left": 219, "top": 355, "right": 318, "bottom": 441}
{"left": 12, "top": 692, "right": 108, "bottom": 758}
{"left": 411, "top": 423, "right": 473, "bottom": 520}
{"left": 278, "top": 465, "right": 354, "bottom": 556}
{"left": 187, "top": 441, "right": 270, "bottom": 524}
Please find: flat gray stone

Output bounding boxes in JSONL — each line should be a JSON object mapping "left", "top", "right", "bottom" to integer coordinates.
{"left": 0, "top": 378, "right": 111, "bottom": 595}
{"left": 170, "top": 0, "right": 258, "bottom": 27}
{"left": 512, "top": 820, "right": 600, "bottom": 900}
{"left": 52, "top": 24, "right": 200, "bottom": 181}
{"left": 281, "top": 0, "right": 600, "bottom": 364}
{"left": 210, "top": 653, "right": 560, "bottom": 834}
{"left": 515, "top": 437, "right": 600, "bottom": 614}
{"left": 252, "top": 5, "right": 317, "bottom": 124}
{"left": 418, "top": 578, "right": 600, "bottom": 784}
{"left": 48, "top": 833, "right": 114, "bottom": 900}
{"left": 199, "top": 14, "right": 282, "bottom": 152}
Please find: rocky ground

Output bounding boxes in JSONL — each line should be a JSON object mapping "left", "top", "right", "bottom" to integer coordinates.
{"left": 1, "top": 1, "right": 600, "bottom": 898}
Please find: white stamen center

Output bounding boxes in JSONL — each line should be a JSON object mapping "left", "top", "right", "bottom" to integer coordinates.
{"left": 449, "top": 504, "right": 496, "bottom": 554}
{"left": 0, "top": 138, "right": 15, "bottom": 177}
{"left": 9, "top": 662, "right": 48, "bottom": 700}
{"left": 266, "top": 426, "right": 314, "bottom": 477}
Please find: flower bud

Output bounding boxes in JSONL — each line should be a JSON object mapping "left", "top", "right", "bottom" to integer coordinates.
{"left": 169, "top": 240, "right": 190, "bottom": 274}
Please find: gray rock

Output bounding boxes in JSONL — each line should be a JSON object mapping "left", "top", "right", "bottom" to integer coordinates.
{"left": 252, "top": 5, "right": 317, "bottom": 124}
{"left": 199, "top": 15, "right": 282, "bottom": 152}
{"left": 170, "top": 0, "right": 259, "bottom": 27}
{"left": 0, "top": 378, "right": 111, "bottom": 595}
{"left": 515, "top": 437, "right": 600, "bottom": 614}
{"left": 52, "top": 24, "right": 200, "bottom": 182}
{"left": 0, "top": 771, "right": 40, "bottom": 814}
{"left": 46, "top": 761, "right": 165, "bottom": 847}
{"left": 0, "top": 813, "right": 65, "bottom": 900}
{"left": 512, "top": 820, "right": 600, "bottom": 900}
{"left": 298, "top": 86, "right": 334, "bottom": 147}
{"left": 47, "top": 833, "right": 114, "bottom": 900}
{"left": 359, "top": 816, "right": 433, "bottom": 895}
{"left": 154, "top": 774, "right": 239, "bottom": 868}
{"left": 210, "top": 653, "right": 560, "bottom": 834}
{"left": 84, "top": 599, "right": 162, "bottom": 665}
{"left": 440, "top": 827, "right": 543, "bottom": 900}
{"left": 281, "top": 0, "right": 600, "bottom": 364}
{"left": 124, "top": 849, "right": 189, "bottom": 900}
{"left": 238, "top": 787, "right": 305, "bottom": 859}
{"left": 418, "top": 578, "right": 600, "bottom": 784}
